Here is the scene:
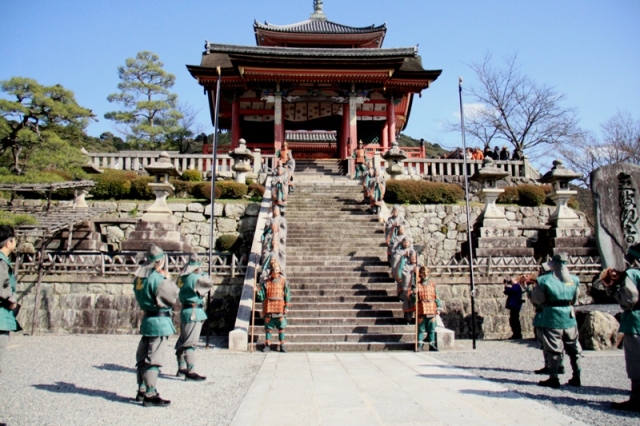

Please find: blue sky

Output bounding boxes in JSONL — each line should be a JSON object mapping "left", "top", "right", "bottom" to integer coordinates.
{"left": 1, "top": 0, "right": 639, "bottom": 155}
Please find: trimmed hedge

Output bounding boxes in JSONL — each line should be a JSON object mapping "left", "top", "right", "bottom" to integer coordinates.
{"left": 248, "top": 183, "right": 265, "bottom": 198}
{"left": 384, "top": 180, "right": 464, "bottom": 204}
{"left": 180, "top": 169, "right": 202, "bottom": 182}
{"left": 217, "top": 181, "right": 248, "bottom": 199}
{"left": 91, "top": 170, "right": 137, "bottom": 200}
{"left": 497, "top": 184, "right": 546, "bottom": 207}
{"left": 0, "top": 211, "right": 37, "bottom": 226}
{"left": 216, "top": 234, "right": 242, "bottom": 251}
{"left": 194, "top": 182, "right": 222, "bottom": 201}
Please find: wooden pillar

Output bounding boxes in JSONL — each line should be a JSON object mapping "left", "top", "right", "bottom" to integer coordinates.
{"left": 349, "top": 94, "right": 358, "bottom": 158}
{"left": 274, "top": 91, "right": 283, "bottom": 154}
{"left": 341, "top": 103, "right": 349, "bottom": 159}
{"left": 388, "top": 98, "right": 397, "bottom": 144}
{"left": 382, "top": 120, "right": 389, "bottom": 150}
{"left": 231, "top": 98, "right": 240, "bottom": 149}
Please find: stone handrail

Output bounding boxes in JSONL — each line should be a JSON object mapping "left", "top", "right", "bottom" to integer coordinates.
{"left": 356, "top": 155, "right": 540, "bottom": 180}
{"left": 87, "top": 151, "right": 278, "bottom": 174}
{"left": 228, "top": 179, "right": 273, "bottom": 351}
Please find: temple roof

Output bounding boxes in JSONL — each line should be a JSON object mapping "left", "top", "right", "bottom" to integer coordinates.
{"left": 205, "top": 43, "right": 415, "bottom": 59}
{"left": 254, "top": 19, "right": 386, "bottom": 35}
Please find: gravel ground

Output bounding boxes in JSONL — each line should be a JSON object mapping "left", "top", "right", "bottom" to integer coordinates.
{"left": 430, "top": 339, "right": 640, "bottom": 426}
{"left": 0, "top": 334, "right": 265, "bottom": 426}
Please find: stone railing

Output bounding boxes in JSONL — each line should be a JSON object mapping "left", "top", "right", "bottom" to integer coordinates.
{"left": 228, "top": 179, "right": 273, "bottom": 351}
{"left": 87, "top": 151, "right": 278, "bottom": 174}
{"left": 425, "top": 256, "right": 602, "bottom": 277}
{"left": 15, "top": 250, "right": 246, "bottom": 277}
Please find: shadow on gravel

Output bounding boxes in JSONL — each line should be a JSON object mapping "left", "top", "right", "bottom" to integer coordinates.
{"left": 513, "top": 389, "right": 640, "bottom": 420}
{"left": 458, "top": 389, "right": 520, "bottom": 399}
{"left": 33, "top": 382, "right": 138, "bottom": 405}
{"left": 94, "top": 363, "right": 136, "bottom": 374}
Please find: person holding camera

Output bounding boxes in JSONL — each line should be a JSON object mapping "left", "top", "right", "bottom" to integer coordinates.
{"left": 504, "top": 278, "right": 524, "bottom": 339}
{"left": 598, "top": 245, "right": 640, "bottom": 413}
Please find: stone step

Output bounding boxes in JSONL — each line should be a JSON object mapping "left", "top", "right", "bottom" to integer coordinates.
{"left": 277, "top": 309, "right": 402, "bottom": 318}
{"left": 255, "top": 324, "right": 413, "bottom": 334}
{"left": 289, "top": 289, "right": 393, "bottom": 297}
{"left": 287, "top": 283, "right": 395, "bottom": 291}
{"left": 287, "top": 277, "right": 392, "bottom": 285}
{"left": 285, "top": 302, "right": 402, "bottom": 310}
{"left": 286, "top": 295, "right": 398, "bottom": 303}
{"left": 250, "top": 332, "right": 416, "bottom": 343}
{"left": 263, "top": 317, "right": 407, "bottom": 326}
{"left": 250, "top": 342, "right": 415, "bottom": 352}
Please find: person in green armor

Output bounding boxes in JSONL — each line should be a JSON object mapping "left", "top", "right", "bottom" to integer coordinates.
{"left": 256, "top": 260, "right": 291, "bottom": 353}
{"left": 175, "top": 253, "right": 213, "bottom": 381}
{"left": 526, "top": 265, "right": 566, "bottom": 375}
{"left": 398, "top": 249, "right": 418, "bottom": 324}
{"left": 271, "top": 166, "right": 288, "bottom": 215}
{"left": 411, "top": 265, "right": 441, "bottom": 351}
{"left": 530, "top": 252, "right": 581, "bottom": 389}
{"left": 0, "top": 226, "right": 19, "bottom": 373}
{"left": 133, "top": 244, "right": 179, "bottom": 407}
{"left": 368, "top": 167, "right": 385, "bottom": 215}
{"left": 599, "top": 246, "right": 640, "bottom": 413}
{"left": 352, "top": 140, "right": 368, "bottom": 179}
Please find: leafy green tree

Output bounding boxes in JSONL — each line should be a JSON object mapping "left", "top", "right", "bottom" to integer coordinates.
{"left": 105, "top": 51, "right": 182, "bottom": 148}
{"left": 0, "top": 77, "right": 94, "bottom": 174}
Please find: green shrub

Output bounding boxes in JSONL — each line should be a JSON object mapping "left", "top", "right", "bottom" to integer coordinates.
{"left": 216, "top": 234, "right": 242, "bottom": 251}
{"left": 217, "top": 181, "right": 248, "bottom": 199}
{"left": 129, "top": 176, "right": 154, "bottom": 200}
{"left": 0, "top": 211, "right": 37, "bottom": 227}
{"left": 517, "top": 184, "right": 546, "bottom": 207}
{"left": 385, "top": 180, "right": 464, "bottom": 204}
{"left": 180, "top": 169, "right": 202, "bottom": 182}
{"left": 568, "top": 196, "right": 580, "bottom": 210}
{"left": 90, "top": 169, "right": 136, "bottom": 199}
{"left": 171, "top": 179, "right": 199, "bottom": 198}
{"left": 497, "top": 187, "right": 519, "bottom": 204}
{"left": 248, "top": 183, "right": 265, "bottom": 198}
{"left": 194, "top": 182, "right": 222, "bottom": 201}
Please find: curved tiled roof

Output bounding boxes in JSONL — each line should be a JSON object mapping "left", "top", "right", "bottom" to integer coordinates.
{"left": 205, "top": 43, "right": 416, "bottom": 58}
{"left": 254, "top": 19, "right": 386, "bottom": 34}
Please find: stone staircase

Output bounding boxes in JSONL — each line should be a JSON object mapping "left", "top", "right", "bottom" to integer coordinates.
{"left": 252, "top": 160, "right": 416, "bottom": 351}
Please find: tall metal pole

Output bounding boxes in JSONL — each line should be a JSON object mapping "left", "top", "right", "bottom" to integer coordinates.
{"left": 459, "top": 77, "right": 477, "bottom": 350}
{"left": 206, "top": 66, "right": 222, "bottom": 348}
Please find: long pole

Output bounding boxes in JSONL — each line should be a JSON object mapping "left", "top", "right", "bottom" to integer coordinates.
{"left": 206, "top": 66, "right": 222, "bottom": 349}
{"left": 459, "top": 77, "right": 477, "bottom": 350}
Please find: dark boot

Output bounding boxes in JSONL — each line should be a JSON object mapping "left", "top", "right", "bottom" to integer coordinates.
{"left": 534, "top": 367, "right": 550, "bottom": 375}
{"left": 176, "top": 368, "right": 187, "bottom": 378}
{"left": 262, "top": 344, "right": 271, "bottom": 353}
{"left": 279, "top": 344, "right": 287, "bottom": 353}
{"left": 558, "top": 365, "right": 565, "bottom": 374}
{"left": 611, "top": 398, "right": 640, "bottom": 413}
{"left": 142, "top": 394, "right": 171, "bottom": 407}
{"left": 135, "top": 391, "right": 145, "bottom": 402}
{"left": 566, "top": 375, "right": 581, "bottom": 387}
{"left": 428, "top": 342, "right": 439, "bottom": 352}
{"left": 185, "top": 372, "right": 206, "bottom": 382}
{"left": 538, "top": 378, "right": 560, "bottom": 389}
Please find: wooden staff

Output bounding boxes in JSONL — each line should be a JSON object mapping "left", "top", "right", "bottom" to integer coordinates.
{"left": 250, "top": 269, "right": 257, "bottom": 353}
{"left": 415, "top": 267, "right": 420, "bottom": 353}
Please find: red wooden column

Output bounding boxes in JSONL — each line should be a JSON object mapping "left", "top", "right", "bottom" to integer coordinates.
{"left": 381, "top": 120, "right": 389, "bottom": 150}
{"left": 387, "top": 97, "right": 397, "bottom": 144}
{"left": 274, "top": 91, "right": 283, "bottom": 154}
{"left": 231, "top": 98, "right": 240, "bottom": 149}
{"left": 341, "top": 103, "right": 349, "bottom": 159}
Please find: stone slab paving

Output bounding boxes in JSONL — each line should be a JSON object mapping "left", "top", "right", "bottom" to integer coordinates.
{"left": 231, "top": 351, "right": 584, "bottom": 426}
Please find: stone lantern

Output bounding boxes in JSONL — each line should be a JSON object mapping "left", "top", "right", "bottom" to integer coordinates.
{"left": 470, "top": 158, "right": 510, "bottom": 227}
{"left": 229, "top": 138, "right": 254, "bottom": 184}
{"left": 539, "top": 159, "right": 582, "bottom": 228}
{"left": 141, "top": 151, "right": 182, "bottom": 223}
{"left": 382, "top": 141, "right": 407, "bottom": 179}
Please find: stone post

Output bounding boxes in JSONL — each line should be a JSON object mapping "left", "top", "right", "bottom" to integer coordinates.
{"left": 230, "top": 138, "right": 254, "bottom": 184}
{"left": 382, "top": 141, "right": 407, "bottom": 180}
{"left": 539, "top": 160, "right": 582, "bottom": 228}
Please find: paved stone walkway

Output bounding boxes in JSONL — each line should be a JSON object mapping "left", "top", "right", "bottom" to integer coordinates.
{"left": 232, "top": 352, "right": 584, "bottom": 426}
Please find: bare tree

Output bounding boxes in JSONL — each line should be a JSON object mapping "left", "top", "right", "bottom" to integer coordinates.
{"left": 462, "top": 53, "right": 579, "bottom": 158}
{"left": 559, "top": 111, "right": 640, "bottom": 186}
{"left": 165, "top": 103, "right": 205, "bottom": 153}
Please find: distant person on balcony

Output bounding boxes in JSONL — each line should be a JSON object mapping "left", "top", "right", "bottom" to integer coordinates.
{"left": 353, "top": 140, "right": 368, "bottom": 180}
{"left": 175, "top": 253, "right": 213, "bottom": 382}
{"left": 472, "top": 148, "right": 484, "bottom": 161}
{"left": 500, "top": 146, "right": 510, "bottom": 161}
{"left": 465, "top": 148, "right": 473, "bottom": 160}
{"left": 484, "top": 146, "right": 495, "bottom": 160}
{"left": 0, "top": 225, "right": 19, "bottom": 373}
{"left": 511, "top": 149, "right": 524, "bottom": 161}
{"left": 493, "top": 146, "right": 501, "bottom": 160}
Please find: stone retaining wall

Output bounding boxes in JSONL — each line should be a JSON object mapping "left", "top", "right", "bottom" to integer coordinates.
{"left": 401, "top": 204, "right": 590, "bottom": 261}
{"left": 17, "top": 274, "right": 243, "bottom": 335}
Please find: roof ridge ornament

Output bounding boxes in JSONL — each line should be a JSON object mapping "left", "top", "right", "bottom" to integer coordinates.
{"left": 310, "top": 0, "right": 327, "bottom": 21}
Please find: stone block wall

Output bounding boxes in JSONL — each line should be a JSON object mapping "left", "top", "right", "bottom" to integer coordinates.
{"left": 16, "top": 274, "right": 244, "bottom": 336}
{"left": 436, "top": 275, "right": 593, "bottom": 339}
{"left": 401, "top": 204, "right": 590, "bottom": 261}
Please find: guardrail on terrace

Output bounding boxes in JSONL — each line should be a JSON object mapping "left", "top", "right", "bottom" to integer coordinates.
{"left": 15, "top": 250, "right": 246, "bottom": 277}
